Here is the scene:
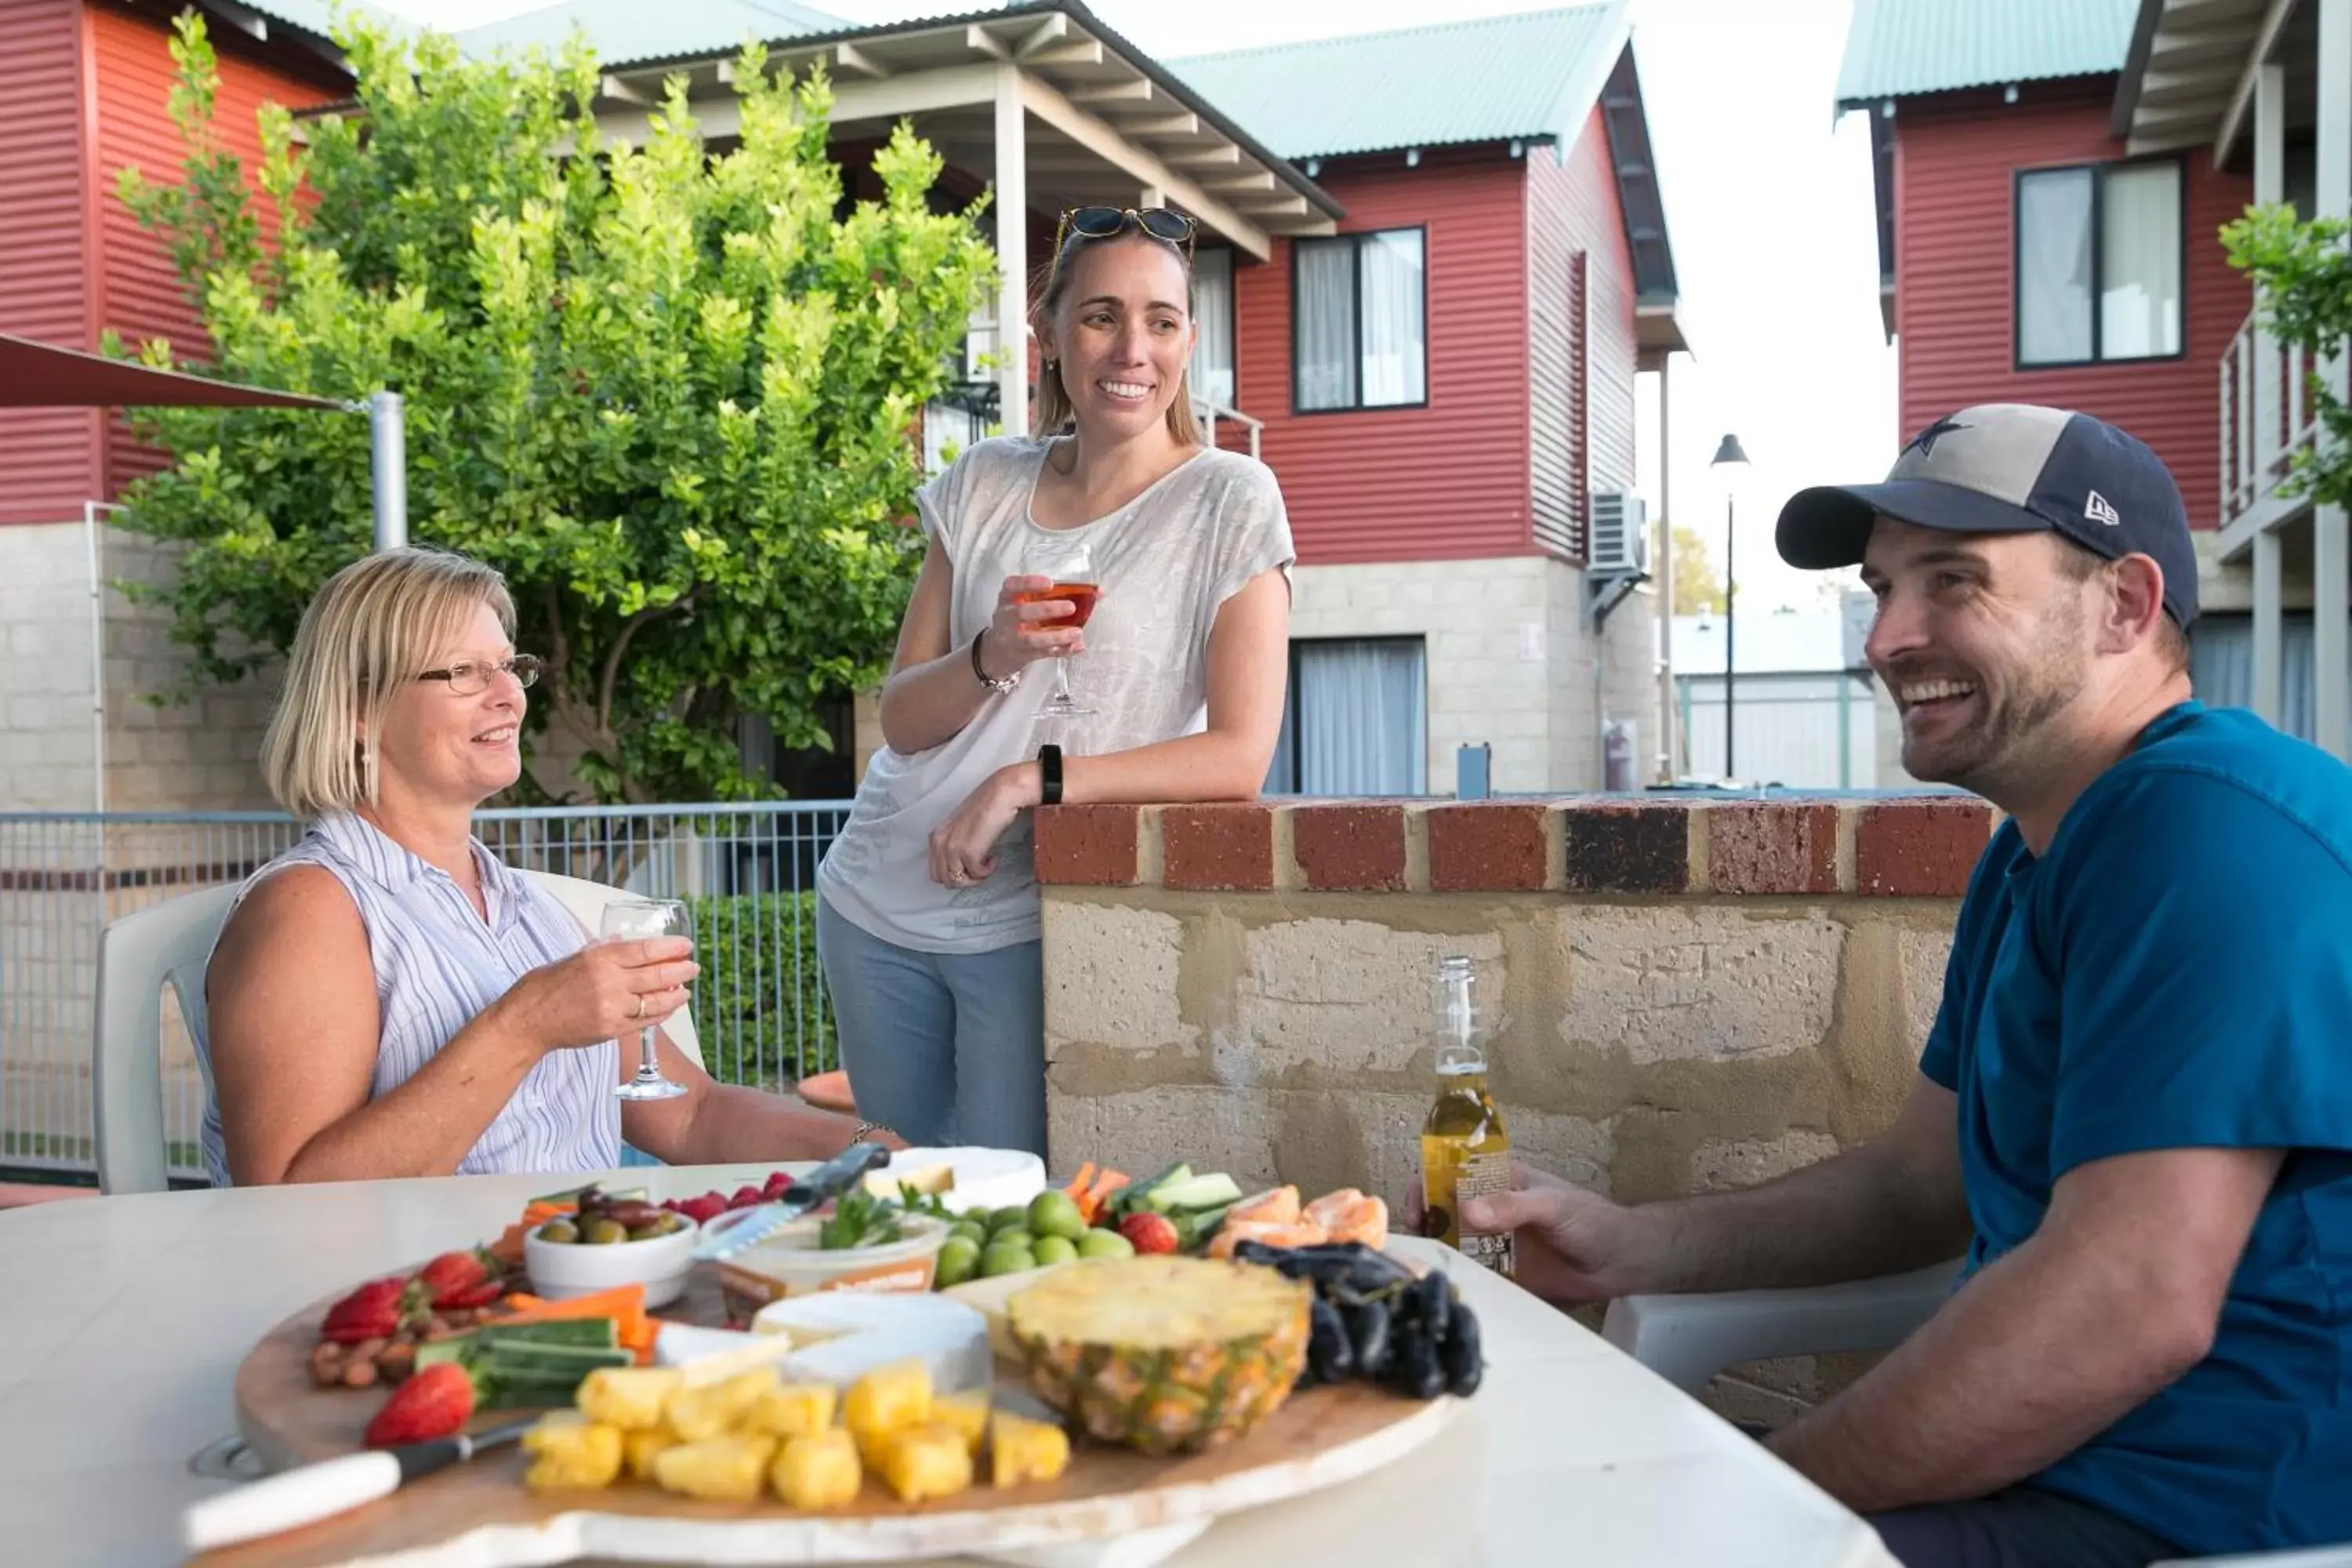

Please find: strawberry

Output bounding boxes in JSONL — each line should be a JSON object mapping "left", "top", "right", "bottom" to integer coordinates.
{"left": 762, "top": 1169, "right": 793, "bottom": 1198}
{"left": 681, "top": 1194, "right": 728, "bottom": 1224}
{"left": 728, "top": 1185, "right": 766, "bottom": 1210}
{"left": 321, "top": 1276, "right": 412, "bottom": 1344}
{"left": 1119, "top": 1212, "right": 1180, "bottom": 1256}
{"left": 415, "top": 1248, "right": 505, "bottom": 1309}
{"left": 363, "top": 1361, "right": 474, "bottom": 1448}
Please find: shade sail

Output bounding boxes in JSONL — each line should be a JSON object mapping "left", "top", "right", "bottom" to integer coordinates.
{"left": 0, "top": 332, "right": 346, "bottom": 410}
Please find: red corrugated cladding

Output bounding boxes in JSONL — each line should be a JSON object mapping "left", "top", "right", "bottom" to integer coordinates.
{"left": 1528, "top": 103, "right": 1639, "bottom": 560}
{"left": 1234, "top": 143, "right": 1532, "bottom": 565}
{"left": 90, "top": 1, "right": 345, "bottom": 497}
{"left": 0, "top": 0, "right": 99, "bottom": 524}
{"left": 1894, "top": 81, "right": 2252, "bottom": 529}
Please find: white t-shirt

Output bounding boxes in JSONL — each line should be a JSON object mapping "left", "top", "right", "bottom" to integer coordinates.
{"left": 817, "top": 436, "right": 1295, "bottom": 954}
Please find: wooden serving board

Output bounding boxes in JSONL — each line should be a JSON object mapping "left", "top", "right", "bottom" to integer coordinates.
{"left": 202, "top": 1263, "right": 1462, "bottom": 1568}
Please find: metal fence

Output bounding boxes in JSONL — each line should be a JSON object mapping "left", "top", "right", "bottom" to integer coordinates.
{"left": 0, "top": 801, "right": 853, "bottom": 1183}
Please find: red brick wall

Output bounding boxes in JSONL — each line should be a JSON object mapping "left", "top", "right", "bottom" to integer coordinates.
{"left": 1036, "top": 796, "right": 1994, "bottom": 898}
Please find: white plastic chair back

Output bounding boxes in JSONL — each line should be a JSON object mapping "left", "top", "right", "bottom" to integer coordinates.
{"left": 519, "top": 870, "right": 704, "bottom": 1070}
{"left": 92, "top": 884, "right": 238, "bottom": 1196}
{"left": 1599, "top": 1259, "right": 1962, "bottom": 1396}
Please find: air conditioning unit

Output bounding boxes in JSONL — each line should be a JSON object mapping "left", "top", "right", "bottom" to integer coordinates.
{"left": 1589, "top": 490, "right": 1650, "bottom": 577}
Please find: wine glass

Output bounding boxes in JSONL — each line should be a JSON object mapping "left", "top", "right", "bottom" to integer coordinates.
{"left": 1021, "top": 537, "right": 1099, "bottom": 720}
{"left": 600, "top": 897, "right": 691, "bottom": 1102}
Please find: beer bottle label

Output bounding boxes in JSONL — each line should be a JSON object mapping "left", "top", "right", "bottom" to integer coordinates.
{"left": 1454, "top": 1148, "right": 1516, "bottom": 1276}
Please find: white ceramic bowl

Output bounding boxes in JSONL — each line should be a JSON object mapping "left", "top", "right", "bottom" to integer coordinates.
{"left": 524, "top": 1214, "right": 699, "bottom": 1309}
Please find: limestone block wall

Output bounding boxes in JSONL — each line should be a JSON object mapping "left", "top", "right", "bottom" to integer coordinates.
{"left": 1033, "top": 792, "right": 1991, "bottom": 1421}
{"left": 1289, "top": 556, "right": 1659, "bottom": 796}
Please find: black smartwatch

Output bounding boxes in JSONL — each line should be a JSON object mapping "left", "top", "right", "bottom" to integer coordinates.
{"left": 1038, "top": 742, "right": 1064, "bottom": 806}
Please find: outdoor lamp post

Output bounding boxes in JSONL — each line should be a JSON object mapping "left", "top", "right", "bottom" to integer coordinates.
{"left": 1710, "top": 432, "right": 1751, "bottom": 781}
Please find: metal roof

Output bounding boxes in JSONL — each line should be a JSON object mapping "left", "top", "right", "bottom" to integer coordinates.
{"left": 1835, "top": 0, "right": 2140, "bottom": 107}
{"left": 1165, "top": 2, "right": 1628, "bottom": 162}
{"left": 456, "top": 0, "right": 848, "bottom": 66}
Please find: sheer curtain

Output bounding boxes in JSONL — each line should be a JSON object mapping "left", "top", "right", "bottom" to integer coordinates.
{"left": 1359, "top": 231, "right": 1425, "bottom": 406}
{"left": 1296, "top": 240, "right": 1357, "bottom": 410}
{"left": 2018, "top": 169, "right": 2094, "bottom": 365}
{"left": 2100, "top": 164, "right": 2181, "bottom": 358}
{"left": 1190, "top": 249, "right": 1235, "bottom": 410}
{"left": 2190, "top": 612, "right": 2321, "bottom": 742}
{"left": 1285, "top": 639, "right": 1428, "bottom": 795}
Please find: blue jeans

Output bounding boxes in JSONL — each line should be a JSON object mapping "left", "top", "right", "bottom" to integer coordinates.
{"left": 816, "top": 895, "right": 1047, "bottom": 1156}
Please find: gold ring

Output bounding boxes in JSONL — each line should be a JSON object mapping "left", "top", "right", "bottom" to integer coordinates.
{"left": 632, "top": 995, "right": 646, "bottom": 1020}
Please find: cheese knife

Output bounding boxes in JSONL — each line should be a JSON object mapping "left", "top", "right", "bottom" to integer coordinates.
{"left": 181, "top": 1418, "right": 538, "bottom": 1554}
{"left": 691, "top": 1140, "right": 894, "bottom": 1261}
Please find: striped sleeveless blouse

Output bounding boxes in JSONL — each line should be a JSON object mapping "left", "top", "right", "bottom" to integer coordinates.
{"left": 193, "top": 811, "right": 621, "bottom": 1185}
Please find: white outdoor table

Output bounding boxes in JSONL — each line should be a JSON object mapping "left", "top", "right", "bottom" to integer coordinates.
{"left": 0, "top": 1164, "right": 1900, "bottom": 1567}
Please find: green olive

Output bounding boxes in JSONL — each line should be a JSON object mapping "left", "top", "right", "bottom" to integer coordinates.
{"left": 626, "top": 1223, "right": 666, "bottom": 1242}
{"left": 583, "top": 1217, "right": 629, "bottom": 1245}
{"left": 538, "top": 1219, "right": 579, "bottom": 1245}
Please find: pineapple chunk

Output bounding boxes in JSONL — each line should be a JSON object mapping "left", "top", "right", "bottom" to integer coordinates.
{"left": 989, "top": 1410, "right": 1071, "bottom": 1490}
{"left": 520, "top": 1415, "right": 624, "bottom": 1490}
{"left": 875, "top": 1423, "right": 973, "bottom": 1503}
{"left": 932, "top": 1388, "right": 991, "bottom": 1456}
{"left": 744, "top": 1382, "right": 839, "bottom": 1440}
{"left": 654, "top": 1432, "right": 779, "bottom": 1502}
{"left": 577, "top": 1366, "right": 685, "bottom": 1433}
{"left": 770, "top": 1427, "right": 863, "bottom": 1509}
{"left": 665, "top": 1366, "right": 779, "bottom": 1443}
{"left": 843, "top": 1358, "right": 932, "bottom": 1459}
{"left": 622, "top": 1425, "right": 681, "bottom": 1484}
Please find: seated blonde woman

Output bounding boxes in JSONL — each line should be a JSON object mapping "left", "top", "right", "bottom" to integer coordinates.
{"left": 195, "top": 546, "right": 890, "bottom": 1185}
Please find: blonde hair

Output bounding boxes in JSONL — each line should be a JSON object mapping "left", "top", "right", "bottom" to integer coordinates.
{"left": 260, "top": 546, "right": 517, "bottom": 818}
{"left": 1030, "top": 231, "right": 1207, "bottom": 448}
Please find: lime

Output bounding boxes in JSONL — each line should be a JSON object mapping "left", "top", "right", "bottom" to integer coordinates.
{"left": 935, "top": 1236, "right": 982, "bottom": 1289}
{"left": 980, "top": 1241, "right": 1037, "bottom": 1278}
{"left": 1076, "top": 1228, "right": 1135, "bottom": 1260}
{"left": 949, "top": 1220, "right": 989, "bottom": 1247}
{"left": 1027, "top": 1190, "right": 1088, "bottom": 1241}
{"left": 1031, "top": 1235, "right": 1079, "bottom": 1267}
{"left": 988, "top": 1206, "right": 1031, "bottom": 1234}
{"left": 989, "top": 1227, "right": 1034, "bottom": 1253}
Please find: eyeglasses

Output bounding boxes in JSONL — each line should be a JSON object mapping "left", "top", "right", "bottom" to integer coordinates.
{"left": 1053, "top": 205, "right": 1197, "bottom": 261}
{"left": 415, "top": 655, "right": 542, "bottom": 696}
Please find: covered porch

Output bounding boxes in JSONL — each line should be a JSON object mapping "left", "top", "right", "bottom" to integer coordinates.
{"left": 584, "top": 2, "right": 1344, "bottom": 457}
{"left": 2119, "top": 0, "right": 2352, "bottom": 754}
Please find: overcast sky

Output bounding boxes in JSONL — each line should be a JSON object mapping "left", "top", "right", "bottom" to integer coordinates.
{"left": 374, "top": 0, "right": 1894, "bottom": 612}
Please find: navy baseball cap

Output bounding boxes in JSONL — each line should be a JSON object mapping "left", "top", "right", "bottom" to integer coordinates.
{"left": 1775, "top": 403, "right": 2198, "bottom": 627}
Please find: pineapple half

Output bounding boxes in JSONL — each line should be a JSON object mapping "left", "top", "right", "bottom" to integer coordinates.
{"left": 1004, "top": 1255, "right": 1312, "bottom": 1454}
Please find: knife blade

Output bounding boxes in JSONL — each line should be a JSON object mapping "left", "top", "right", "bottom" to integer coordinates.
{"left": 691, "top": 1140, "right": 894, "bottom": 1261}
{"left": 182, "top": 1418, "right": 538, "bottom": 1554}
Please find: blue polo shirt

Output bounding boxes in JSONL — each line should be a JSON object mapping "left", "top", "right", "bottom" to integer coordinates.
{"left": 1921, "top": 701, "right": 2352, "bottom": 1555}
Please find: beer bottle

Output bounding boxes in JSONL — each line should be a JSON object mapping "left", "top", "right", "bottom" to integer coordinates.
{"left": 1418, "top": 955, "right": 1514, "bottom": 1276}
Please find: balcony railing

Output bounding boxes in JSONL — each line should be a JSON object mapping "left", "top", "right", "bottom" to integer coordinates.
{"left": 2220, "top": 307, "right": 2321, "bottom": 529}
{"left": 1195, "top": 397, "right": 1261, "bottom": 460}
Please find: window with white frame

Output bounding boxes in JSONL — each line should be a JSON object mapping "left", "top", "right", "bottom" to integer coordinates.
{"left": 1294, "top": 229, "right": 1427, "bottom": 412}
{"left": 2016, "top": 160, "right": 2183, "bottom": 367}
{"left": 1264, "top": 637, "right": 1429, "bottom": 795}
{"left": 1189, "top": 247, "right": 1235, "bottom": 410}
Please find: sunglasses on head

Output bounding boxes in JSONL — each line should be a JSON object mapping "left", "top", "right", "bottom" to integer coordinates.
{"left": 1053, "top": 205, "right": 1197, "bottom": 260}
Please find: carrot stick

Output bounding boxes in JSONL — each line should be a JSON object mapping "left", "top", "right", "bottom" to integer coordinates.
{"left": 1065, "top": 1162, "right": 1096, "bottom": 1202}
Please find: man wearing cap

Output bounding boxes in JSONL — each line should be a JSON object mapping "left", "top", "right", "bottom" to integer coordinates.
{"left": 1466, "top": 405, "right": 2352, "bottom": 1566}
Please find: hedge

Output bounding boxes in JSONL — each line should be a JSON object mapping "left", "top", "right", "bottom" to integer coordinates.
{"left": 683, "top": 891, "right": 837, "bottom": 1091}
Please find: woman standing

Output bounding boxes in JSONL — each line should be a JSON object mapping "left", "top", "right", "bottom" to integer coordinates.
{"left": 816, "top": 206, "right": 1294, "bottom": 1156}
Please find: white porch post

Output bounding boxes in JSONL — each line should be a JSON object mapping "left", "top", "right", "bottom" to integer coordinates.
{"left": 1655, "top": 354, "right": 1677, "bottom": 781}
{"left": 2253, "top": 62, "right": 2286, "bottom": 727}
{"left": 994, "top": 64, "right": 1029, "bottom": 440}
{"left": 2318, "top": 0, "right": 2350, "bottom": 756}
